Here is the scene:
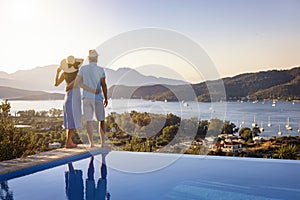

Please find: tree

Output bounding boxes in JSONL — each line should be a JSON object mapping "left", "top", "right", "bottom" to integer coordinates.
{"left": 252, "top": 127, "right": 261, "bottom": 137}
{"left": 206, "top": 118, "right": 223, "bottom": 138}
{"left": 39, "top": 110, "right": 48, "bottom": 117}
{"left": 276, "top": 144, "right": 298, "bottom": 159}
{"left": 49, "top": 108, "right": 62, "bottom": 117}
{"left": 0, "top": 100, "right": 34, "bottom": 161}
{"left": 27, "top": 109, "right": 35, "bottom": 117}
{"left": 239, "top": 127, "right": 253, "bottom": 142}
{"left": 196, "top": 120, "right": 209, "bottom": 139}
{"left": 161, "top": 125, "right": 179, "bottom": 142}
{"left": 130, "top": 111, "right": 151, "bottom": 127}
{"left": 222, "top": 121, "right": 237, "bottom": 134}
{"left": 165, "top": 113, "right": 181, "bottom": 127}
{"left": 0, "top": 99, "right": 10, "bottom": 118}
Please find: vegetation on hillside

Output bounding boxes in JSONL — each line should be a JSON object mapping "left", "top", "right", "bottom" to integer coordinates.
{"left": 108, "top": 67, "right": 300, "bottom": 102}
{"left": 0, "top": 100, "right": 81, "bottom": 162}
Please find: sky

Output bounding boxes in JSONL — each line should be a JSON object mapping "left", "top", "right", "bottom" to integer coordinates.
{"left": 0, "top": 0, "right": 300, "bottom": 83}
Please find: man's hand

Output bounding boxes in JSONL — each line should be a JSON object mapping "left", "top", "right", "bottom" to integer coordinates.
{"left": 103, "top": 99, "right": 108, "bottom": 107}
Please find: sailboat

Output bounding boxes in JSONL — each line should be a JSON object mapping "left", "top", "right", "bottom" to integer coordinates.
{"left": 285, "top": 117, "right": 293, "bottom": 131}
{"left": 252, "top": 115, "right": 258, "bottom": 128}
{"left": 298, "top": 124, "right": 300, "bottom": 133}
{"left": 278, "top": 124, "right": 282, "bottom": 136}
{"left": 272, "top": 100, "right": 276, "bottom": 107}
{"left": 239, "top": 119, "right": 244, "bottom": 128}
{"left": 260, "top": 121, "right": 264, "bottom": 132}
{"left": 240, "top": 117, "right": 245, "bottom": 126}
{"left": 267, "top": 116, "right": 272, "bottom": 127}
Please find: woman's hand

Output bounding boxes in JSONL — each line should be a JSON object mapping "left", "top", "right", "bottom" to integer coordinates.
{"left": 55, "top": 67, "right": 64, "bottom": 87}
{"left": 57, "top": 67, "right": 62, "bottom": 74}
{"left": 103, "top": 98, "right": 108, "bottom": 107}
{"left": 65, "top": 82, "right": 74, "bottom": 91}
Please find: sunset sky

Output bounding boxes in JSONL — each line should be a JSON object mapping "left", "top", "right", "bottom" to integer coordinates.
{"left": 0, "top": 0, "right": 299, "bottom": 83}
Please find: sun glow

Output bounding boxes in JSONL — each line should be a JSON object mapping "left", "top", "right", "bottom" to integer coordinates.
{"left": 11, "top": 0, "right": 36, "bottom": 23}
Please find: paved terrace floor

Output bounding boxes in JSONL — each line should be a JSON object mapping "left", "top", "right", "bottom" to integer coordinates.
{"left": 0, "top": 145, "right": 108, "bottom": 177}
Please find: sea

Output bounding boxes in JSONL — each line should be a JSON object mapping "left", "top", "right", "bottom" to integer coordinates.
{"left": 6, "top": 99, "right": 300, "bottom": 138}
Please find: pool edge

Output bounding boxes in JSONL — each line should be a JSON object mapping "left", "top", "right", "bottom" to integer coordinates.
{"left": 0, "top": 145, "right": 110, "bottom": 181}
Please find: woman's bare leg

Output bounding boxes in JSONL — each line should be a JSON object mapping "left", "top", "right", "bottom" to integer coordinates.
{"left": 66, "top": 128, "right": 77, "bottom": 148}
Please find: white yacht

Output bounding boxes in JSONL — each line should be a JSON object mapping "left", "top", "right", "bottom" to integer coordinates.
{"left": 267, "top": 116, "right": 272, "bottom": 127}
{"left": 285, "top": 117, "right": 293, "bottom": 131}
{"left": 272, "top": 100, "right": 276, "bottom": 107}
{"left": 278, "top": 125, "right": 282, "bottom": 136}
{"left": 259, "top": 121, "right": 264, "bottom": 132}
{"left": 252, "top": 115, "right": 258, "bottom": 128}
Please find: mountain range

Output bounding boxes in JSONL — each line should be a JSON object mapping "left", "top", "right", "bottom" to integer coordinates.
{"left": 109, "top": 66, "right": 300, "bottom": 102}
{"left": 0, "top": 66, "right": 299, "bottom": 101}
{"left": 0, "top": 65, "right": 188, "bottom": 92}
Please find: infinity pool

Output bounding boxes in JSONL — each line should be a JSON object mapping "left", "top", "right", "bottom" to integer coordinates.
{"left": 1, "top": 151, "right": 300, "bottom": 200}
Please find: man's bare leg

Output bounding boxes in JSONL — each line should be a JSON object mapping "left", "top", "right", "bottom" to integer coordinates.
{"left": 87, "top": 121, "right": 94, "bottom": 147}
{"left": 99, "top": 120, "right": 105, "bottom": 147}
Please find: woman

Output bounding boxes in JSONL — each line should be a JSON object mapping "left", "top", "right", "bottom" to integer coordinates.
{"left": 55, "top": 55, "right": 97, "bottom": 148}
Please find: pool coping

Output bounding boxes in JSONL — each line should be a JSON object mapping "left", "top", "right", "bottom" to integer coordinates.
{"left": 0, "top": 145, "right": 110, "bottom": 181}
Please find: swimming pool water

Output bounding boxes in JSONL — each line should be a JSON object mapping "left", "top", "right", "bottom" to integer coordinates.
{"left": 1, "top": 151, "right": 300, "bottom": 200}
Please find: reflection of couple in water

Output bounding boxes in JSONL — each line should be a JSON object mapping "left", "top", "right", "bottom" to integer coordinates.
{"left": 65, "top": 152, "right": 110, "bottom": 200}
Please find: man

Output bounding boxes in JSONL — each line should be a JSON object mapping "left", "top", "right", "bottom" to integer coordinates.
{"left": 75, "top": 49, "right": 108, "bottom": 147}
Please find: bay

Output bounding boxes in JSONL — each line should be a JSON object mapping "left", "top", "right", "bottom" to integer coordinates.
{"left": 7, "top": 99, "right": 300, "bottom": 138}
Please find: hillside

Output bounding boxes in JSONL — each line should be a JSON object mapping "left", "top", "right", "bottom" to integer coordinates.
{"left": 0, "top": 86, "right": 64, "bottom": 100}
{"left": 222, "top": 67, "right": 300, "bottom": 100}
{"left": 1, "top": 67, "right": 299, "bottom": 101}
{"left": 109, "top": 67, "right": 300, "bottom": 102}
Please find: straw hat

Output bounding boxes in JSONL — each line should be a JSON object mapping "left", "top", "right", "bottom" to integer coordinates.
{"left": 60, "top": 55, "right": 82, "bottom": 73}
{"left": 66, "top": 55, "right": 75, "bottom": 65}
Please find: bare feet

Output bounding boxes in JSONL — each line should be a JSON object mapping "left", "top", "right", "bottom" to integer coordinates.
{"left": 66, "top": 143, "right": 77, "bottom": 148}
{"left": 101, "top": 143, "right": 111, "bottom": 150}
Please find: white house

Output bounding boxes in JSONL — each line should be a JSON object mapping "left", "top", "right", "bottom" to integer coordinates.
{"left": 48, "top": 142, "right": 62, "bottom": 149}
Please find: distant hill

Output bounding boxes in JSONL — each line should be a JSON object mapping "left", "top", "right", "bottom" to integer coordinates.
{"left": 0, "top": 65, "right": 65, "bottom": 92}
{"left": 109, "top": 67, "right": 300, "bottom": 102}
{"left": 1, "top": 66, "right": 299, "bottom": 101}
{"left": 0, "top": 86, "right": 64, "bottom": 100}
{"left": 0, "top": 71, "right": 8, "bottom": 78}
{"left": 222, "top": 67, "right": 300, "bottom": 100}
{"left": 0, "top": 65, "right": 188, "bottom": 92}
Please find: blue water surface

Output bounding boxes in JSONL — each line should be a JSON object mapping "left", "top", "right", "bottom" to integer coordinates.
{"left": 1, "top": 151, "right": 300, "bottom": 200}
{"left": 9, "top": 100, "right": 300, "bottom": 138}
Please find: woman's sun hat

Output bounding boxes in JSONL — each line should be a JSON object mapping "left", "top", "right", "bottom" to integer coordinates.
{"left": 66, "top": 55, "right": 75, "bottom": 65}
{"left": 60, "top": 55, "right": 82, "bottom": 73}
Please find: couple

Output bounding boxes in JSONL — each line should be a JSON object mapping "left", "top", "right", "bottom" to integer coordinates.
{"left": 65, "top": 153, "right": 110, "bottom": 200}
{"left": 55, "top": 49, "right": 108, "bottom": 148}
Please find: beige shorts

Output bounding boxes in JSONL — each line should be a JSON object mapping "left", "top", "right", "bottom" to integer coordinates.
{"left": 83, "top": 98, "right": 105, "bottom": 121}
